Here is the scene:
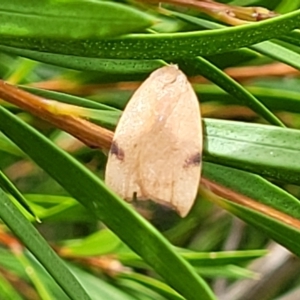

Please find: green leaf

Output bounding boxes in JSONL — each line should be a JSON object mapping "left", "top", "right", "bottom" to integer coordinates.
{"left": 0, "top": 170, "right": 38, "bottom": 220}
{"left": 69, "top": 265, "right": 136, "bottom": 300}
{"left": 197, "top": 265, "right": 257, "bottom": 279}
{"left": 252, "top": 41, "right": 300, "bottom": 71}
{"left": 180, "top": 57, "right": 284, "bottom": 126}
{"left": 0, "top": 0, "right": 156, "bottom": 39}
{"left": 202, "top": 162, "right": 300, "bottom": 256}
{"left": 62, "top": 229, "right": 121, "bottom": 256}
{"left": 0, "top": 107, "right": 216, "bottom": 300}
{"left": 282, "top": 29, "right": 300, "bottom": 47}
{"left": 276, "top": 0, "right": 300, "bottom": 13}
{"left": 0, "top": 187, "right": 91, "bottom": 300}
{"left": 179, "top": 249, "right": 267, "bottom": 267}
{"left": 118, "top": 248, "right": 267, "bottom": 268}
{"left": 0, "top": 44, "right": 166, "bottom": 74}
{"left": 205, "top": 194, "right": 300, "bottom": 257}
{"left": 1, "top": 9, "right": 300, "bottom": 59}
{"left": 26, "top": 194, "right": 84, "bottom": 222}
{"left": 203, "top": 162, "right": 300, "bottom": 219}
{"left": 206, "top": 48, "right": 260, "bottom": 69}
{"left": 0, "top": 132, "right": 24, "bottom": 156}
{"left": 15, "top": 251, "right": 54, "bottom": 300}
{"left": 21, "top": 86, "right": 118, "bottom": 111}
{"left": 203, "top": 119, "right": 300, "bottom": 185}
{"left": 120, "top": 273, "right": 184, "bottom": 300}
{"left": 0, "top": 247, "right": 135, "bottom": 300}
{"left": 171, "top": 10, "right": 300, "bottom": 72}
{"left": 195, "top": 84, "right": 300, "bottom": 114}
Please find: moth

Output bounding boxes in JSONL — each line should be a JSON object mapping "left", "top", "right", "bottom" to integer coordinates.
{"left": 105, "top": 65, "right": 202, "bottom": 218}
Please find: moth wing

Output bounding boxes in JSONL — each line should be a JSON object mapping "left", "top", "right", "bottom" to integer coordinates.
{"left": 137, "top": 70, "right": 202, "bottom": 217}
{"left": 105, "top": 67, "right": 164, "bottom": 199}
{"left": 105, "top": 65, "right": 202, "bottom": 217}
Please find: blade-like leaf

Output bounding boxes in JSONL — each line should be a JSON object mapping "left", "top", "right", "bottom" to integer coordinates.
{"left": 202, "top": 162, "right": 300, "bottom": 256}
{"left": 252, "top": 41, "right": 300, "bottom": 71}
{"left": 203, "top": 191, "right": 300, "bottom": 257}
{"left": 0, "top": 187, "right": 91, "bottom": 300}
{"left": 204, "top": 119, "right": 300, "bottom": 185}
{"left": 195, "top": 84, "right": 300, "bottom": 114}
{"left": 180, "top": 56, "right": 284, "bottom": 126}
{"left": 21, "top": 86, "right": 118, "bottom": 111}
{"left": 0, "top": 45, "right": 166, "bottom": 74}
{"left": 0, "top": 0, "right": 156, "bottom": 39}
{"left": 203, "top": 163, "right": 300, "bottom": 219}
{"left": 0, "top": 10, "right": 300, "bottom": 59}
{"left": 61, "top": 229, "right": 121, "bottom": 257}
{"left": 0, "top": 170, "right": 38, "bottom": 219}
{"left": 118, "top": 248, "right": 267, "bottom": 268}
{"left": 172, "top": 10, "right": 300, "bottom": 72}
{"left": 120, "top": 273, "right": 184, "bottom": 300}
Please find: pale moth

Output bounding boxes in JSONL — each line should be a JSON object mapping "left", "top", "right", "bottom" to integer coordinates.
{"left": 105, "top": 65, "right": 202, "bottom": 218}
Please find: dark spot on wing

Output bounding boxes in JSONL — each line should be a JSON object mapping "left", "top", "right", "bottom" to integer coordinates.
{"left": 184, "top": 152, "right": 201, "bottom": 167}
{"left": 110, "top": 140, "right": 125, "bottom": 160}
{"left": 130, "top": 197, "right": 180, "bottom": 231}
